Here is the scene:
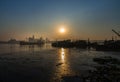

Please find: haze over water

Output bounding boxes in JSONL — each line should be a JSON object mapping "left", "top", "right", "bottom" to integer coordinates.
{"left": 0, "top": 0, "right": 120, "bottom": 40}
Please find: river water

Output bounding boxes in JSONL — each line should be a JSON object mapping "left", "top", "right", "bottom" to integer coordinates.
{"left": 0, "top": 43, "right": 120, "bottom": 82}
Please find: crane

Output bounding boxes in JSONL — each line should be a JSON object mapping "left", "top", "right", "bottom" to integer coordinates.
{"left": 112, "top": 29, "right": 120, "bottom": 37}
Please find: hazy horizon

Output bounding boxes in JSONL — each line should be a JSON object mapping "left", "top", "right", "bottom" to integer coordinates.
{"left": 0, "top": 0, "right": 120, "bottom": 41}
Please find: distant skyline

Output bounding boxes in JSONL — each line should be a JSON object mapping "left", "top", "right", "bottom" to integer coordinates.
{"left": 0, "top": 0, "right": 120, "bottom": 41}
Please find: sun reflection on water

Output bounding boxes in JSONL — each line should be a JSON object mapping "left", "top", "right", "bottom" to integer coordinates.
{"left": 51, "top": 48, "right": 74, "bottom": 82}
{"left": 61, "top": 48, "right": 65, "bottom": 62}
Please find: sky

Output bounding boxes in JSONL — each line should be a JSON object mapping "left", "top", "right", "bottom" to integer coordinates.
{"left": 0, "top": 0, "right": 120, "bottom": 41}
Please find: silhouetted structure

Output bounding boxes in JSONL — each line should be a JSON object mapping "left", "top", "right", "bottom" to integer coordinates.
{"left": 52, "top": 40, "right": 88, "bottom": 49}
{"left": 8, "top": 38, "right": 19, "bottom": 44}
{"left": 95, "top": 40, "right": 120, "bottom": 51}
{"left": 20, "top": 35, "right": 45, "bottom": 45}
{"left": 94, "top": 29, "right": 120, "bottom": 51}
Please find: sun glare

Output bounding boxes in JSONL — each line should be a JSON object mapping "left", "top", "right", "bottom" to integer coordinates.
{"left": 59, "top": 26, "right": 65, "bottom": 33}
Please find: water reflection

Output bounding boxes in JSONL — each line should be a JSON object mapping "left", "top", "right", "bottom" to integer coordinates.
{"left": 61, "top": 48, "right": 65, "bottom": 62}
{"left": 52, "top": 48, "right": 74, "bottom": 82}
{"left": 59, "top": 48, "right": 68, "bottom": 75}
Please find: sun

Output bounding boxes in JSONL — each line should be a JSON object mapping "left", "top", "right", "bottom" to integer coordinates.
{"left": 59, "top": 26, "right": 65, "bottom": 33}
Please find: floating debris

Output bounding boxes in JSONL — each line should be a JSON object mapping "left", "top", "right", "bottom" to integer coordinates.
{"left": 56, "top": 63, "right": 63, "bottom": 66}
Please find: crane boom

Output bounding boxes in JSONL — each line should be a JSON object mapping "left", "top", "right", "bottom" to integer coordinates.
{"left": 112, "top": 29, "right": 120, "bottom": 37}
